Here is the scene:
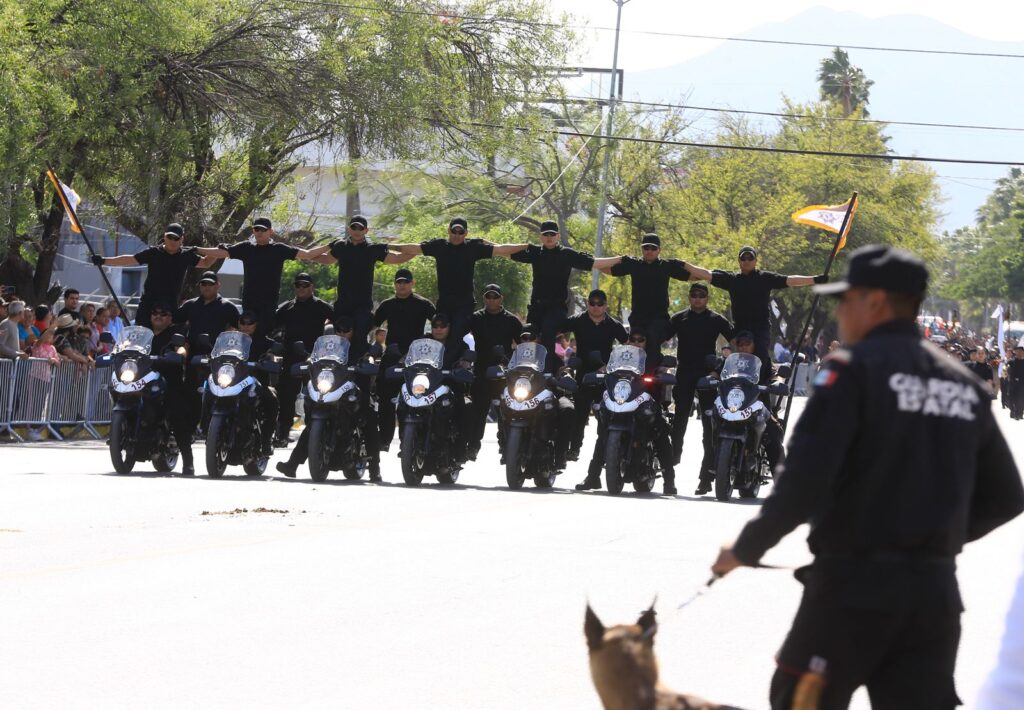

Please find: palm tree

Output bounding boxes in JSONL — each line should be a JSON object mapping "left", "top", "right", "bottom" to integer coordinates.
{"left": 817, "top": 48, "right": 874, "bottom": 117}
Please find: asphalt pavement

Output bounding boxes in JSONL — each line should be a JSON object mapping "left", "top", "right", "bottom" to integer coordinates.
{"left": 1, "top": 400, "right": 1022, "bottom": 709}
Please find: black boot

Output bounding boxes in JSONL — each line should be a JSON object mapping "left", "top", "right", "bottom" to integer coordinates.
{"left": 276, "top": 460, "right": 297, "bottom": 478}
{"left": 368, "top": 459, "right": 382, "bottom": 482}
{"left": 662, "top": 470, "right": 677, "bottom": 495}
{"left": 575, "top": 473, "right": 602, "bottom": 491}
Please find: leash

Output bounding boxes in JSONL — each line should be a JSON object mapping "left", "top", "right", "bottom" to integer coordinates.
{"left": 674, "top": 563, "right": 795, "bottom": 613}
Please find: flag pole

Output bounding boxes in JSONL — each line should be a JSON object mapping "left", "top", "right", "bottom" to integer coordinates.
{"left": 781, "top": 191, "right": 858, "bottom": 433}
{"left": 45, "top": 162, "right": 131, "bottom": 326}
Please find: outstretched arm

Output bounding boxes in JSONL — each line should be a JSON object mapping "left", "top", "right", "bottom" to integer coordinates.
{"left": 312, "top": 254, "right": 337, "bottom": 265}
{"left": 196, "top": 256, "right": 217, "bottom": 269}
{"left": 295, "top": 244, "right": 332, "bottom": 261}
{"left": 492, "top": 243, "right": 529, "bottom": 256}
{"left": 685, "top": 262, "right": 713, "bottom": 281}
{"left": 93, "top": 255, "right": 139, "bottom": 267}
{"left": 384, "top": 250, "right": 415, "bottom": 264}
{"left": 786, "top": 275, "right": 824, "bottom": 288}
{"left": 196, "top": 246, "right": 230, "bottom": 259}
{"left": 391, "top": 243, "right": 424, "bottom": 256}
{"left": 592, "top": 256, "right": 622, "bottom": 270}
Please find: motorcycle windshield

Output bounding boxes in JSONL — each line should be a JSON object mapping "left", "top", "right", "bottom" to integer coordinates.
{"left": 607, "top": 345, "right": 645, "bottom": 375}
{"left": 405, "top": 338, "right": 444, "bottom": 368}
{"left": 211, "top": 331, "right": 251, "bottom": 360}
{"left": 508, "top": 342, "right": 546, "bottom": 372}
{"left": 114, "top": 326, "right": 153, "bottom": 355}
{"left": 720, "top": 353, "right": 761, "bottom": 384}
{"left": 310, "top": 335, "right": 349, "bottom": 365}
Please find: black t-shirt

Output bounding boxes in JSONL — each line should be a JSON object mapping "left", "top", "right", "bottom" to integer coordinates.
{"left": 273, "top": 296, "right": 335, "bottom": 357}
{"left": 470, "top": 308, "right": 523, "bottom": 371}
{"left": 559, "top": 313, "right": 628, "bottom": 373}
{"left": 374, "top": 294, "right": 436, "bottom": 357}
{"left": 420, "top": 238, "right": 494, "bottom": 306}
{"left": 669, "top": 308, "right": 735, "bottom": 371}
{"left": 175, "top": 296, "right": 240, "bottom": 348}
{"left": 966, "top": 360, "right": 994, "bottom": 383}
{"left": 57, "top": 307, "right": 81, "bottom": 323}
{"left": 133, "top": 246, "right": 202, "bottom": 304}
{"left": 710, "top": 269, "right": 788, "bottom": 333}
{"left": 609, "top": 257, "right": 691, "bottom": 318}
{"left": 511, "top": 245, "right": 595, "bottom": 304}
{"left": 226, "top": 241, "right": 300, "bottom": 310}
{"left": 329, "top": 239, "right": 389, "bottom": 309}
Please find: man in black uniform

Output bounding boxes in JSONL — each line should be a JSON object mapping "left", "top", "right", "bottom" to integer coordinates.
{"left": 391, "top": 217, "right": 528, "bottom": 343}
{"left": 427, "top": 312, "right": 474, "bottom": 461}
{"left": 732, "top": 330, "right": 786, "bottom": 480}
{"left": 313, "top": 215, "right": 413, "bottom": 358}
{"left": 92, "top": 223, "right": 214, "bottom": 326}
{"left": 687, "top": 246, "right": 824, "bottom": 383}
{"left": 373, "top": 268, "right": 436, "bottom": 449}
{"left": 234, "top": 311, "right": 280, "bottom": 456}
{"left": 558, "top": 288, "right": 628, "bottom": 462}
{"left": 511, "top": 220, "right": 620, "bottom": 370}
{"left": 667, "top": 282, "right": 735, "bottom": 493}
{"left": 1008, "top": 343, "right": 1024, "bottom": 420}
{"left": 601, "top": 233, "right": 690, "bottom": 363}
{"left": 197, "top": 217, "right": 329, "bottom": 333}
{"left": 965, "top": 346, "right": 995, "bottom": 398}
{"left": 712, "top": 245, "right": 1024, "bottom": 709}
{"left": 271, "top": 272, "right": 334, "bottom": 445}
{"left": 467, "top": 283, "right": 523, "bottom": 460}
{"left": 148, "top": 303, "right": 195, "bottom": 476}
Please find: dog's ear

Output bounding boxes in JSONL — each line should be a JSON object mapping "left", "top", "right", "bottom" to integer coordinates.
{"left": 585, "top": 604, "right": 605, "bottom": 651}
{"left": 637, "top": 600, "right": 658, "bottom": 641}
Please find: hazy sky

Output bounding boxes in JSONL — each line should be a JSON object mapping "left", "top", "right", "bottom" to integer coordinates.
{"left": 547, "top": 1, "right": 1024, "bottom": 71}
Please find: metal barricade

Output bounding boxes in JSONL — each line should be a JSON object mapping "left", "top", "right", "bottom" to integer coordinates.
{"left": 45, "top": 361, "right": 92, "bottom": 438}
{"left": 0, "top": 359, "right": 17, "bottom": 440}
{"left": 9, "top": 358, "right": 63, "bottom": 440}
{"left": 793, "top": 362, "right": 817, "bottom": 396}
{"left": 83, "top": 366, "right": 113, "bottom": 438}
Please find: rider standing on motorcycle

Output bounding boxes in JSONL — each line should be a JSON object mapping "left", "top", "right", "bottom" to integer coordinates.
{"left": 271, "top": 272, "right": 335, "bottom": 446}
{"left": 467, "top": 283, "right": 523, "bottom": 460}
{"left": 600, "top": 234, "right": 691, "bottom": 364}
{"left": 685, "top": 246, "right": 825, "bottom": 384}
{"left": 373, "top": 268, "right": 436, "bottom": 450}
{"left": 429, "top": 312, "right": 475, "bottom": 461}
{"left": 712, "top": 245, "right": 1023, "bottom": 710}
{"left": 730, "top": 330, "right": 786, "bottom": 481}
{"left": 558, "top": 288, "right": 628, "bottom": 462}
{"left": 667, "top": 282, "right": 736, "bottom": 493}
{"left": 149, "top": 302, "right": 195, "bottom": 476}
{"left": 235, "top": 310, "right": 280, "bottom": 457}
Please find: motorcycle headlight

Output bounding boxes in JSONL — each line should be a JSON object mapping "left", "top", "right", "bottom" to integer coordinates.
{"left": 726, "top": 387, "right": 745, "bottom": 412}
{"left": 513, "top": 377, "right": 531, "bottom": 401}
{"left": 118, "top": 360, "right": 138, "bottom": 383}
{"left": 216, "top": 363, "right": 236, "bottom": 388}
{"left": 316, "top": 370, "right": 335, "bottom": 394}
{"left": 411, "top": 373, "right": 430, "bottom": 396}
{"left": 613, "top": 379, "right": 632, "bottom": 404}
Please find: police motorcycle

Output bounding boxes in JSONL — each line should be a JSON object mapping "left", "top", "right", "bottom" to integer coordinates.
{"left": 192, "top": 331, "right": 281, "bottom": 478}
{"left": 291, "top": 332, "right": 381, "bottom": 483}
{"left": 489, "top": 342, "right": 577, "bottom": 490}
{"left": 697, "top": 352, "right": 789, "bottom": 501}
{"left": 97, "top": 326, "right": 185, "bottom": 474}
{"left": 582, "top": 345, "right": 677, "bottom": 495}
{"left": 386, "top": 338, "right": 475, "bottom": 487}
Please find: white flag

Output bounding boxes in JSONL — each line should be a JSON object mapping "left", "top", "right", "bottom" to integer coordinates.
{"left": 991, "top": 305, "right": 1006, "bottom": 376}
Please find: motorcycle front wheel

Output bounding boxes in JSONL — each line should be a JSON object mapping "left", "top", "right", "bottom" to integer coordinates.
{"left": 504, "top": 426, "right": 527, "bottom": 490}
{"left": 714, "top": 439, "right": 737, "bottom": 501}
{"left": 109, "top": 410, "right": 136, "bottom": 474}
{"left": 308, "top": 418, "right": 334, "bottom": 482}
{"left": 243, "top": 456, "right": 268, "bottom": 477}
{"left": 205, "top": 413, "right": 230, "bottom": 478}
{"left": 604, "top": 430, "right": 625, "bottom": 496}
{"left": 400, "top": 422, "right": 425, "bottom": 486}
{"left": 152, "top": 436, "right": 179, "bottom": 473}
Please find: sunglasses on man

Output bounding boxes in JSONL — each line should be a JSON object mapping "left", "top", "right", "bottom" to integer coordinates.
{"left": 628, "top": 336, "right": 647, "bottom": 344}
{"left": 164, "top": 234, "right": 182, "bottom": 241}
{"left": 449, "top": 227, "right": 466, "bottom": 235}
{"left": 739, "top": 254, "right": 756, "bottom": 262}
{"left": 587, "top": 300, "right": 606, "bottom": 307}
{"left": 641, "top": 245, "right": 659, "bottom": 251}
{"left": 294, "top": 282, "right": 312, "bottom": 288}
{"left": 484, "top": 293, "right": 501, "bottom": 300}
{"left": 239, "top": 320, "right": 258, "bottom": 327}
{"left": 151, "top": 311, "right": 170, "bottom": 318}
{"left": 252, "top": 226, "right": 269, "bottom": 233}
{"left": 349, "top": 224, "right": 366, "bottom": 231}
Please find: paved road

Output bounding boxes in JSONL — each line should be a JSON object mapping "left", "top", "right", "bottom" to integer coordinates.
{"left": 2, "top": 400, "right": 1022, "bottom": 709}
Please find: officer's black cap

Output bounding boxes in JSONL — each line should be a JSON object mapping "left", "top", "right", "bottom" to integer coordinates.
{"left": 394, "top": 268, "right": 413, "bottom": 283}
{"left": 239, "top": 310, "right": 259, "bottom": 325}
{"left": 198, "top": 270, "right": 219, "bottom": 284}
{"left": 689, "top": 282, "right": 709, "bottom": 295}
{"left": 431, "top": 313, "right": 451, "bottom": 327}
{"left": 640, "top": 233, "right": 661, "bottom": 248}
{"left": 734, "top": 330, "right": 754, "bottom": 343}
{"left": 738, "top": 245, "right": 757, "bottom": 259}
{"left": 483, "top": 283, "right": 501, "bottom": 296}
{"left": 588, "top": 289, "right": 607, "bottom": 303}
{"left": 164, "top": 223, "right": 184, "bottom": 238}
{"left": 814, "top": 244, "right": 928, "bottom": 298}
{"left": 539, "top": 220, "right": 559, "bottom": 235}
{"left": 293, "top": 272, "right": 313, "bottom": 286}
{"left": 253, "top": 217, "right": 272, "bottom": 230}
{"left": 150, "top": 301, "right": 174, "bottom": 315}
{"left": 627, "top": 326, "right": 646, "bottom": 339}
{"left": 335, "top": 316, "right": 354, "bottom": 332}
{"left": 349, "top": 215, "right": 368, "bottom": 229}
{"left": 448, "top": 217, "right": 468, "bottom": 231}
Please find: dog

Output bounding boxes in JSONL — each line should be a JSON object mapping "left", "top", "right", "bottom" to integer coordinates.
{"left": 584, "top": 603, "right": 744, "bottom": 710}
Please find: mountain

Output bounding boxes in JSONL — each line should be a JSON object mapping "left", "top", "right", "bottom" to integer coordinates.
{"left": 622, "top": 7, "right": 1024, "bottom": 231}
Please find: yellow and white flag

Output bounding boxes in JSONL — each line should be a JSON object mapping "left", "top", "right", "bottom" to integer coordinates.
{"left": 45, "top": 169, "right": 82, "bottom": 233}
{"left": 792, "top": 196, "right": 858, "bottom": 252}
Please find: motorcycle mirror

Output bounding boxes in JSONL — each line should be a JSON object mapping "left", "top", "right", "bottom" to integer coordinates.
{"left": 269, "top": 341, "right": 285, "bottom": 356}
{"left": 169, "top": 333, "right": 186, "bottom": 348}
{"left": 323, "top": 324, "right": 336, "bottom": 336}
{"left": 660, "top": 355, "right": 677, "bottom": 369}
{"left": 99, "top": 331, "right": 115, "bottom": 345}
{"left": 462, "top": 350, "right": 477, "bottom": 364}
{"left": 197, "top": 333, "right": 212, "bottom": 349}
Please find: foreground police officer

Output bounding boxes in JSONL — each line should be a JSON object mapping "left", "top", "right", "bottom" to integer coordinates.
{"left": 712, "top": 245, "right": 1024, "bottom": 709}
{"left": 148, "top": 303, "right": 195, "bottom": 475}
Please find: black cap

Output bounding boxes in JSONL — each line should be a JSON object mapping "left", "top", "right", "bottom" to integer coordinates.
{"left": 448, "top": 217, "right": 468, "bottom": 231}
{"left": 349, "top": 215, "right": 368, "bottom": 228}
{"left": 540, "top": 220, "right": 559, "bottom": 235}
{"left": 431, "top": 313, "right": 451, "bottom": 327}
{"left": 738, "top": 245, "right": 757, "bottom": 259}
{"left": 253, "top": 217, "right": 272, "bottom": 230}
{"left": 150, "top": 301, "right": 175, "bottom": 315}
{"left": 239, "top": 310, "right": 259, "bottom": 325}
{"left": 335, "top": 316, "right": 354, "bottom": 332}
{"left": 394, "top": 268, "right": 413, "bottom": 283}
{"left": 164, "top": 223, "right": 184, "bottom": 238}
{"left": 813, "top": 244, "right": 929, "bottom": 298}
{"left": 588, "top": 289, "right": 607, "bottom": 302}
{"left": 734, "top": 330, "right": 754, "bottom": 343}
{"left": 483, "top": 283, "right": 502, "bottom": 296}
{"left": 628, "top": 326, "right": 647, "bottom": 338}
{"left": 689, "top": 282, "right": 709, "bottom": 295}
{"left": 640, "top": 233, "right": 661, "bottom": 247}
{"left": 198, "top": 270, "right": 219, "bottom": 284}
{"left": 293, "top": 272, "right": 313, "bottom": 285}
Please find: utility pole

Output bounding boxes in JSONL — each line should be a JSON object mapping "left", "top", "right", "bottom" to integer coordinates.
{"left": 591, "top": 0, "right": 630, "bottom": 290}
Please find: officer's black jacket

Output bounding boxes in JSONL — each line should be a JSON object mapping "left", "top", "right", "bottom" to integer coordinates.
{"left": 669, "top": 308, "right": 734, "bottom": 372}
{"left": 1008, "top": 358, "right": 1024, "bottom": 384}
{"left": 733, "top": 320, "right": 1023, "bottom": 566}
{"left": 559, "top": 312, "right": 628, "bottom": 374}
{"left": 273, "top": 296, "right": 334, "bottom": 359}
{"left": 470, "top": 307, "right": 523, "bottom": 373}
{"left": 176, "top": 295, "right": 239, "bottom": 349}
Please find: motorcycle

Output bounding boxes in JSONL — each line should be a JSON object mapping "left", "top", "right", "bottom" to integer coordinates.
{"left": 97, "top": 326, "right": 185, "bottom": 474}
{"left": 194, "top": 331, "right": 280, "bottom": 478}
{"left": 292, "top": 333, "right": 381, "bottom": 482}
{"left": 489, "top": 342, "right": 577, "bottom": 490}
{"left": 583, "top": 345, "right": 677, "bottom": 495}
{"left": 387, "top": 338, "right": 475, "bottom": 486}
{"left": 697, "top": 352, "right": 789, "bottom": 501}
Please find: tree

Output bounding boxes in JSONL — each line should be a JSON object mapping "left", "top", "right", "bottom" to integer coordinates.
{"left": 817, "top": 48, "right": 874, "bottom": 117}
